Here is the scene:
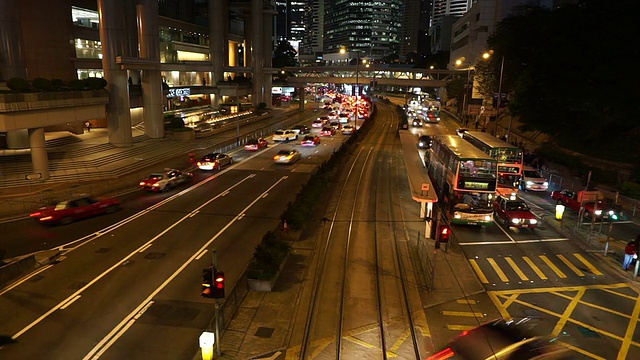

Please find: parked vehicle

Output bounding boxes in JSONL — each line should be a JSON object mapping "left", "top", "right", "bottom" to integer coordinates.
{"left": 551, "top": 189, "right": 622, "bottom": 221}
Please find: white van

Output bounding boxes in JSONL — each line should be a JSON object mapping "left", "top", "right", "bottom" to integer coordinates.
{"left": 521, "top": 166, "right": 549, "bottom": 192}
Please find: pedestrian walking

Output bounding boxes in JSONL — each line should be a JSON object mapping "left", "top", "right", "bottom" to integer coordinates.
{"left": 85, "top": 121, "right": 91, "bottom": 132}
{"left": 623, "top": 240, "right": 637, "bottom": 270}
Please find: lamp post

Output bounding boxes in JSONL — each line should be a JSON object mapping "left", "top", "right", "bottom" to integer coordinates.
{"left": 455, "top": 58, "right": 471, "bottom": 126}
{"left": 483, "top": 51, "right": 507, "bottom": 139}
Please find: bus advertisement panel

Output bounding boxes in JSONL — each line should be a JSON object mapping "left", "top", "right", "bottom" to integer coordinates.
{"left": 425, "top": 135, "right": 498, "bottom": 226}
{"left": 462, "top": 131, "right": 523, "bottom": 195}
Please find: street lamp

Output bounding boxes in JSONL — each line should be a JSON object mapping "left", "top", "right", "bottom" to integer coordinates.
{"left": 483, "top": 51, "right": 507, "bottom": 139}
{"left": 455, "top": 58, "right": 472, "bottom": 125}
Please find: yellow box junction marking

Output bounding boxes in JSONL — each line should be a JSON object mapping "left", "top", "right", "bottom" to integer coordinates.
{"left": 387, "top": 329, "right": 410, "bottom": 357}
{"left": 573, "top": 253, "right": 603, "bottom": 276}
{"left": 505, "top": 257, "right": 529, "bottom": 281}
{"left": 552, "top": 288, "right": 586, "bottom": 337}
{"left": 523, "top": 256, "right": 548, "bottom": 280}
{"left": 456, "top": 299, "right": 477, "bottom": 305}
{"left": 618, "top": 293, "right": 640, "bottom": 360}
{"left": 469, "top": 259, "right": 489, "bottom": 284}
{"left": 441, "top": 310, "right": 485, "bottom": 318}
{"left": 487, "top": 257, "right": 509, "bottom": 282}
{"left": 557, "top": 254, "right": 585, "bottom": 276}
{"left": 446, "top": 324, "right": 475, "bottom": 331}
{"left": 539, "top": 255, "right": 567, "bottom": 278}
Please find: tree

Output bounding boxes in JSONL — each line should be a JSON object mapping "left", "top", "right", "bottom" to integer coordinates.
{"left": 272, "top": 40, "right": 298, "bottom": 68}
{"left": 482, "top": 0, "right": 640, "bottom": 161}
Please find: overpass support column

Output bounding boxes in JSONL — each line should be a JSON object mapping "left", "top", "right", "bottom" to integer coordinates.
{"left": 299, "top": 86, "right": 305, "bottom": 111}
{"left": 98, "top": 0, "right": 132, "bottom": 147}
{"left": 137, "top": 0, "right": 163, "bottom": 139}
{"left": 251, "top": 0, "right": 265, "bottom": 106}
{"left": 28, "top": 127, "right": 49, "bottom": 180}
{"left": 209, "top": 0, "right": 226, "bottom": 85}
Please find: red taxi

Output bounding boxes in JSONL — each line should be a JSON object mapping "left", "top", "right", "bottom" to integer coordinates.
{"left": 493, "top": 195, "right": 538, "bottom": 229}
{"left": 301, "top": 135, "right": 321, "bottom": 147}
{"left": 244, "top": 138, "right": 268, "bottom": 151}
{"left": 30, "top": 196, "right": 120, "bottom": 226}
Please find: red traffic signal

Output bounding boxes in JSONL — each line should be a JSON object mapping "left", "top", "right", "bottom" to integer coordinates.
{"left": 212, "top": 271, "right": 225, "bottom": 299}
{"left": 438, "top": 225, "right": 451, "bottom": 243}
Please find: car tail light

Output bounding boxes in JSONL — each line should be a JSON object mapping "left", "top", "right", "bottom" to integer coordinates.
{"left": 426, "top": 347, "right": 455, "bottom": 359}
{"left": 40, "top": 216, "right": 54, "bottom": 222}
{"left": 30, "top": 212, "right": 42, "bottom": 217}
{"left": 139, "top": 181, "right": 146, "bottom": 186}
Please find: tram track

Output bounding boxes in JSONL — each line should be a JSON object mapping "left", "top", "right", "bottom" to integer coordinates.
{"left": 297, "top": 104, "right": 424, "bottom": 359}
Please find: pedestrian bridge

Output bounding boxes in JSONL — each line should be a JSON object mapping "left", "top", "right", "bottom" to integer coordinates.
{"left": 282, "top": 66, "right": 462, "bottom": 88}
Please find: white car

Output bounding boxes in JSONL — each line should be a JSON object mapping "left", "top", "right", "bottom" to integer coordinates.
{"left": 342, "top": 124, "right": 355, "bottom": 135}
{"left": 520, "top": 166, "right": 549, "bottom": 191}
{"left": 273, "top": 129, "right": 298, "bottom": 142}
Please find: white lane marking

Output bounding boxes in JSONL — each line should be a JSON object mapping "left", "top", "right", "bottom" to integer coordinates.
{"left": 83, "top": 176, "right": 289, "bottom": 360}
{"left": 0, "top": 264, "right": 53, "bottom": 296}
{"left": 11, "top": 173, "right": 257, "bottom": 338}
{"left": 459, "top": 238, "right": 570, "bottom": 246}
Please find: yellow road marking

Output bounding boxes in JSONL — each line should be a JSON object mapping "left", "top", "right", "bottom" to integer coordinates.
{"left": 539, "top": 255, "right": 567, "bottom": 278}
{"left": 487, "top": 291, "right": 511, "bottom": 320}
{"left": 552, "top": 288, "right": 585, "bottom": 337}
{"left": 573, "top": 253, "right": 603, "bottom": 275}
{"left": 489, "top": 282, "right": 628, "bottom": 295}
{"left": 501, "top": 293, "right": 518, "bottom": 309}
{"left": 618, "top": 293, "right": 640, "bottom": 359}
{"left": 602, "top": 287, "right": 638, "bottom": 300}
{"left": 505, "top": 257, "right": 529, "bottom": 281}
{"left": 523, "top": 256, "right": 548, "bottom": 280}
{"left": 446, "top": 324, "right": 476, "bottom": 331}
{"left": 487, "top": 257, "right": 509, "bottom": 282}
{"left": 344, "top": 335, "right": 377, "bottom": 349}
{"left": 441, "top": 310, "right": 485, "bottom": 317}
{"left": 456, "top": 299, "right": 476, "bottom": 304}
{"left": 387, "top": 329, "right": 410, "bottom": 356}
{"left": 469, "top": 259, "right": 489, "bottom": 283}
{"left": 558, "top": 254, "right": 585, "bottom": 276}
{"left": 550, "top": 291, "right": 632, "bottom": 319}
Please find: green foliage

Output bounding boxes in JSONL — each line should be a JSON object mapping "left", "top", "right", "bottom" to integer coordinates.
{"left": 6, "top": 78, "right": 30, "bottom": 91}
{"left": 272, "top": 40, "right": 298, "bottom": 68}
{"left": 248, "top": 231, "right": 291, "bottom": 280}
{"left": 484, "top": 1, "right": 640, "bottom": 153}
{"left": 68, "top": 79, "right": 85, "bottom": 90}
{"left": 621, "top": 182, "right": 640, "bottom": 199}
{"left": 51, "top": 79, "right": 64, "bottom": 87}
{"left": 83, "top": 77, "right": 106, "bottom": 90}
{"left": 32, "top": 77, "right": 53, "bottom": 91}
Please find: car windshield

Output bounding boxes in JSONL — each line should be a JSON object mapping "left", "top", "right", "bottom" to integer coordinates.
{"left": 303, "top": 136, "right": 314, "bottom": 141}
{"left": 275, "top": 131, "right": 284, "bottom": 135}
{"left": 506, "top": 201, "right": 529, "bottom": 211}
{"left": 247, "top": 139, "right": 258, "bottom": 144}
{"left": 524, "top": 170, "right": 541, "bottom": 178}
{"left": 147, "top": 173, "right": 163, "bottom": 179}
{"left": 277, "top": 150, "right": 291, "bottom": 155}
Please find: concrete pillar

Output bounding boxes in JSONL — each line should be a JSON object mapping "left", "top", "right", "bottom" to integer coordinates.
{"left": 0, "top": 0, "right": 27, "bottom": 81}
{"left": 251, "top": 0, "right": 265, "bottom": 107}
{"left": 299, "top": 86, "right": 305, "bottom": 111}
{"left": 137, "top": 1, "right": 164, "bottom": 139}
{"left": 98, "top": 0, "right": 133, "bottom": 147}
{"left": 28, "top": 127, "right": 49, "bottom": 180}
{"left": 209, "top": 0, "right": 226, "bottom": 84}
{"left": 6, "top": 129, "right": 29, "bottom": 149}
{"left": 262, "top": 6, "right": 274, "bottom": 107}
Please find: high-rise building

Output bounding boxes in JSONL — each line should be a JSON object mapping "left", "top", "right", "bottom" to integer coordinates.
{"left": 429, "top": 0, "right": 473, "bottom": 54}
{"left": 323, "top": 0, "right": 403, "bottom": 61}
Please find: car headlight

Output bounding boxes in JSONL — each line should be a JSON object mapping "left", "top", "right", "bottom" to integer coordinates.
{"left": 152, "top": 183, "right": 160, "bottom": 187}
{"left": 530, "top": 219, "right": 538, "bottom": 224}
{"left": 418, "top": 142, "right": 424, "bottom": 146}
{"left": 543, "top": 182, "right": 549, "bottom": 186}
{"left": 594, "top": 209, "right": 602, "bottom": 216}
{"left": 454, "top": 212, "right": 462, "bottom": 219}
{"left": 139, "top": 181, "right": 145, "bottom": 186}
{"left": 511, "top": 218, "right": 521, "bottom": 224}
{"left": 526, "top": 180, "right": 534, "bottom": 185}
{"left": 607, "top": 210, "right": 614, "bottom": 215}
{"left": 484, "top": 215, "right": 492, "bottom": 221}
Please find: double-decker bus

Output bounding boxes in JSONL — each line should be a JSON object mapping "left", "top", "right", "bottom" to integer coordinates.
{"left": 462, "top": 131, "right": 524, "bottom": 196}
{"left": 425, "top": 135, "right": 498, "bottom": 226}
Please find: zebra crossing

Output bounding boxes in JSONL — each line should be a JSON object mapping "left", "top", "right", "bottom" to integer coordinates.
{"left": 469, "top": 252, "right": 605, "bottom": 285}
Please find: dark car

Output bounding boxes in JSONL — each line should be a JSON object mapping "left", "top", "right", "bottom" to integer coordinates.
{"left": 417, "top": 135, "right": 433, "bottom": 149}
{"left": 428, "top": 318, "right": 572, "bottom": 360}
{"left": 30, "top": 196, "right": 121, "bottom": 226}
{"left": 320, "top": 127, "right": 336, "bottom": 136}
{"left": 291, "top": 124, "right": 310, "bottom": 135}
{"left": 411, "top": 118, "right": 423, "bottom": 127}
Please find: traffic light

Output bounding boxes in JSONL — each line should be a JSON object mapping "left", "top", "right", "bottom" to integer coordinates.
{"left": 438, "top": 225, "right": 451, "bottom": 243}
{"left": 201, "top": 267, "right": 214, "bottom": 298}
{"left": 212, "top": 270, "right": 225, "bottom": 299}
